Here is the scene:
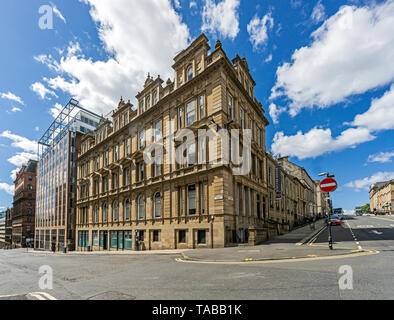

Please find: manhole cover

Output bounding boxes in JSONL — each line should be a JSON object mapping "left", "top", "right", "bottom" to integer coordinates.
{"left": 88, "top": 291, "right": 136, "bottom": 300}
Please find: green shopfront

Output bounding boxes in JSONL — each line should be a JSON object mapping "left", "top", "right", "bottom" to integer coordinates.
{"left": 78, "top": 230, "right": 133, "bottom": 251}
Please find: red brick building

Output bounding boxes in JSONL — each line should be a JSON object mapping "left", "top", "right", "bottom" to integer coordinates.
{"left": 12, "top": 160, "right": 37, "bottom": 248}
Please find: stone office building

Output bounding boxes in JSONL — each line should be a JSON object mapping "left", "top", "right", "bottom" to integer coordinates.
{"left": 370, "top": 179, "right": 394, "bottom": 214}
{"left": 76, "top": 34, "right": 273, "bottom": 251}
{"left": 12, "top": 160, "right": 37, "bottom": 248}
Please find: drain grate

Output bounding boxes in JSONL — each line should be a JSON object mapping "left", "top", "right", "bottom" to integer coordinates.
{"left": 88, "top": 291, "right": 136, "bottom": 300}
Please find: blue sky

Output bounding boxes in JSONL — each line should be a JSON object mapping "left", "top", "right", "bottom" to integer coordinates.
{"left": 0, "top": 0, "right": 393, "bottom": 213}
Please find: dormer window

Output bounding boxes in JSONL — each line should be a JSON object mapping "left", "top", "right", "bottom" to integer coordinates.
{"left": 187, "top": 65, "right": 193, "bottom": 81}
{"left": 140, "top": 100, "right": 145, "bottom": 113}
{"left": 147, "top": 96, "right": 151, "bottom": 109}
{"left": 153, "top": 91, "right": 158, "bottom": 105}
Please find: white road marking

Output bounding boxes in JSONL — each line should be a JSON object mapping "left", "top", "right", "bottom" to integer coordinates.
{"left": 28, "top": 293, "right": 46, "bottom": 300}
{"left": 371, "top": 230, "right": 383, "bottom": 235}
{"left": 27, "top": 292, "right": 57, "bottom": 300}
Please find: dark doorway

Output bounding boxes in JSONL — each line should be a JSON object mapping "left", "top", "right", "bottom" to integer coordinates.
{"left": 103, "top": 231, "right": 108, "bottom": 250}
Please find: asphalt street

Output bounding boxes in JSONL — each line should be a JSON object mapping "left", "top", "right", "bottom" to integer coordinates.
{"left": 0, "top": 215, "right": 393, "bottom": 300}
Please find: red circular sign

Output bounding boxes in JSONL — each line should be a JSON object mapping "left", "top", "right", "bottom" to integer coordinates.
{"left": 320, "top": 177, "right": 338, "bottom": 192}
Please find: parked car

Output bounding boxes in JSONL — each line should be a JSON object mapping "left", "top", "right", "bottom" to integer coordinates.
{"left": 330, "top": 214, "right": 341, "bottom": 226}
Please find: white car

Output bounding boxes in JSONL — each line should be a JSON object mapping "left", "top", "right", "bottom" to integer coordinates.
{"left": 363, "top": 213, "right": 370, "bottom": 216}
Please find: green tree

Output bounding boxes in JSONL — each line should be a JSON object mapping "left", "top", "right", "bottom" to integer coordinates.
{"left": 360, "top": 203, "right": 370, "bottom": 213}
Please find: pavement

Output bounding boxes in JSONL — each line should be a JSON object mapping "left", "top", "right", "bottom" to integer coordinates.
{"left": 20, "top": 218, "right": 373, "bottom": 263}
{"left": 179, "top": 218, "right": 374, "bottom": 263}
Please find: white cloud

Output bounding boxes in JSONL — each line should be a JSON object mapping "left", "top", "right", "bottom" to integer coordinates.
{"left": 201, "top": 0, "right": 240, "bottom": 40}
{"left": 0, "top": 183, "right": 14, "bottom": 196}
{"left": 264, "top": 54, "right": 273, "bottom": 63}
{"left": 268, "top": 103, "right": 285, "bottom": 125}
{"left": 30, "top": 82, "right": 58, "bottom": 100}
{"left": 35, "top": 126, "right": 40, "bottom": 132}
{"left": 51, "top": 3, "right": 67, "bottom": 24}
{"left": 345, "top": 171, "right": 394, "bottom": 191}
{"left": 351, "top": 84, "right": 394, "bottom": 132}
{"left": 173, "top": 0, "right": 181, "bottom": 9}
{"left": 270, "top": 81, "right": 394, "bottom": 159}
{"left": 36, "top": 0, "right": 190, "bottom": 116}
{"left": 7, "top": 152, "right": 38, "bottom": 167}
{"left": 1, "top": 91, "right": 24, "bottom": 105}
{"left": 271, "top": 126, "right": 375, "bottom": 160}
{"left": 50, "top": 103, "right": 64, "bottom": 118}
{"left": 270, "top": 1, "right": 394, "bottom": 117}
{"left": 311, "top": 0, "right": 326, "bottom": 23}
{"left": 367, "top": 151, "right": 394, "bottom": 163}
{"left": 0, "top": 131, "right": 38, "bottom": 153}
{"left": 247, "top": 12, "right": 274, "bottom": 50}
{"left": 10, "top": 169, "right": 19, "bottom": 181}
{"left": 11, "top": 107, "right": 22, "bottom": 113}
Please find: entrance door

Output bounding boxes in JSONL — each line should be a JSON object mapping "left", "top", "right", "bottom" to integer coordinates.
{"left": 103, "top": 231, "right": 108, "bottom": 250}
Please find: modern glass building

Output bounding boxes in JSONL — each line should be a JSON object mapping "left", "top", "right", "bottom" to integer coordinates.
{"left": 35, "top": 99, "right": 101, "bottom": 251}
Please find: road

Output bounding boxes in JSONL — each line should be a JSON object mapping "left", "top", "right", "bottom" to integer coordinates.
{"left": 1, "top": 215, "right": 393, "bottom": 300}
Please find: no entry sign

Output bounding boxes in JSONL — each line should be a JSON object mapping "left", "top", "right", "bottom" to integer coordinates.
{"left": 320, "top": 178, "right": 338, "bottom": 193}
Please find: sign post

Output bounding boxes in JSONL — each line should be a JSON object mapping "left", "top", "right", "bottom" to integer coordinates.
{"left": 319, "top": 174, "right": 338, "bottom": 250}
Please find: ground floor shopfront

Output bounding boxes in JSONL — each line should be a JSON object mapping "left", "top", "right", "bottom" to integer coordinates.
{"left": 34, "top": 228, "right": 67, "bottom": 251}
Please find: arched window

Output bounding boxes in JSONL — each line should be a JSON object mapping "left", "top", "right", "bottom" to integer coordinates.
{"left": 103, "top": 203, "right": 107, "bottom": 222}
{"left": 138, "top": 195, "right": 145, "bottom": 220}
{"left": 112, "top": 201, "right": 118, "bottom": 221}
{"left": 187, "top": 65, "right": 193, "bottom": 81}
{"left": 124, "top": 199, "right": 130, "bottom": 220}
{"left": 153, "top": 92, "right": 158, "bottom": 105}
{"left": 154, "top": 192, "right": 161, "bottom": 218}
{"left": 94, "top": 205, "right": 99, "bottom": 223}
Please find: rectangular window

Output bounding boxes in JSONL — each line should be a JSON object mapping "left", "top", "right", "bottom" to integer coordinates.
{"left": 125, "top": 138, "right": 131, "bottom": 155}
{"left": 95, "top": 156, "right": 99, "bottom": 170}
{"left": 197, "top": 230, "right": 206, "bottom": 244}
{"left": 199, "top": 182, "right": 205, "bottom": 214}
{"left": 124, "top": 231, "right": 132, "bottom": 249}
{"left": 228, "top": 94, "right": 234, "bottom": 120}
{"left": 138, "top": 130, "right": 145, "bottom": 150}
{"left": 118, "top": 231, "right": 124, "bottom": 249}
{"left": 187, "top": 143, "right": 196, "bottom": 166}
{"left": 139, "top": 230, "right": 144, "bottom": 242}
{"left": 92, "top": 231, "right": 98, "bottom": 246}
{"left": 237, "top": 183, "right": 242, "bottom": 215}
{"left": 124, "top": 167, "right": 130, "bottom": 185}
{"left": 153, "top": 230, "right": 159, "bottom": 242}
{"left": 154, "top": 120, "right": 161, "bottom": 142}
{"left": 186, "top": 100, "right": 195, "bottom": 126}
{"left": 178, "top": 107, "right": 183, "bottom": 129}
{"left": 179, "top": 230, "right": 186, "bottom": 243}
{"left": 114, "top": 145, "right": 119, "bottom": 162}
{"left": 198, "top": 95, "right": 204, "bottom": 120}
{"left": 179, "top": 187, "right": 183, "bottom": 216}
{"left": 154, "top": 156, "right": 161, "bottom": 177}
{"left": 104, "top": 151, "right": 108, "bottom": 166}
{"left": 110, "top": 231, "right": 118, "bottom": 248}
{"left": 240, "top": 108, "right": 245, "bottom": 129}
{"left": 138, "top": 163, "right": 144, "bottom": 181}
{"left": 187, "top": 184, "right": 196, "bottom": 215}
{"left": 257, "top": 128, "right": 261, "bottom": 147}
{"left": 99, "top": 231, "right": 104, "bottom": 247}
